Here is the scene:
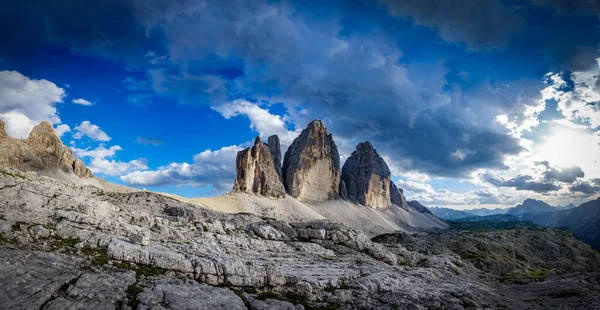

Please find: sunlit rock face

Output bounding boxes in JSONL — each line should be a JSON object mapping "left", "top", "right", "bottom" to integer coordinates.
{"left": 282, "top": 120, "right": 341, "bottom": 202}
{"left": 0, "top": 120, "right": 93, "bottom": 178}
{"left": 341, "top": 142, "right": 394, "bottom": 209}
{"left": 232, "top": 136, "right": 286, "bottom": 198}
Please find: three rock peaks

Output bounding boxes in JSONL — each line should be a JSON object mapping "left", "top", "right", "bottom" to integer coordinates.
{"left": 233, "top": 119, "right": 409, "bottom": 209}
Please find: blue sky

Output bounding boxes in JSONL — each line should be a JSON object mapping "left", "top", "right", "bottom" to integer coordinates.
{"left": 1, "top": 0, "right": 600, "bottom": 208}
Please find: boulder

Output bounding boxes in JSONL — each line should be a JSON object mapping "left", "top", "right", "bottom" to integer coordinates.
{"left": 282, "top": 120, "right": 340, "bottom": 202}
{"left": 232, "top": 136, "right": 286, "bottom": 198}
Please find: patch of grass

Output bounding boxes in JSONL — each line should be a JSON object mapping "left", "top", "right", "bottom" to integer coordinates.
{"left": 113, "top": 261, "right": 165, "bottom": 277}
{"left": 0, "top": 234, "right": 16, "bottom": 245}
{"left": 126, "top": 285, "right": 144, "bottom": 308}
{"left": 11, "top": 221, "right": 28, "bottom": 232}
{"left": 116, "top": 262, "right": 165, "bottom": 277}
{"left": 0, "top": 169, "right": 26, "bottom": 179}
{"left": 461, "top": 251, "right": 487, "bottom": 262}
{"left": 528, "top": 267, "right": 553, "bottom": 279}
{"left": 233, "top": 289, "right": 252, "bottom": 308}
{"left": 202, "top": 225, "right": 209, "bottom": 232}
{"left": 113, "top": 261, "right": 132, "bottom": 269}
{"left": 135, "top": 265, "right": 165, "bottom": 277}
{"left": 50, "top": 236, "right": 80, "bottom": 254}
{"left": 499, "top": 271, "right": 520, "bottom": 283}
{"left": 81, "top": 246, "right": 109, "bottom": 266}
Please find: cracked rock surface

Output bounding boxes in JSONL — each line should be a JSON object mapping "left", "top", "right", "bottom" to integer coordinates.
{"left": 1, "top": 168, "right": 600, "bottom": 309}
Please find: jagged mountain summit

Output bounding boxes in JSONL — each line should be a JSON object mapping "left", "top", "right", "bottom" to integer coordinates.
{"left": 232, "top": 136, "right": 285, "bottom": 198}
{"left": 282, "top": 119, "right": 341, "bottom": 202}
{"left": 341, "top": 141, "right": 405, "bottom": 209}
{"left": 506, "top": 198, "right": 559, "bottom": 217}
{"left": 0, "top": 120, "right": 93, "bottom": 178}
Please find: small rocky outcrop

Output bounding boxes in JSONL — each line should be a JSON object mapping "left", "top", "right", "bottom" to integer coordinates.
{"left": 282, "top": 120, "right": 340, "bottom": 202}
{"left": 390, "top": 182, "right": 409, "bottom": 210}
{"left": 341, "top": 142, "right": 407, "bottom": 209}
{"left": 0, "top": 120, "right": 93, "bottom": 178}
{"left": 232, "top": 136, "right": 285, "bottom": 198}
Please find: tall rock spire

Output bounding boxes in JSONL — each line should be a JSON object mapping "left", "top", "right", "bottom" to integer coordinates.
{"left": 282, "top": 120, "right": 340, "bottom": 202}
{"left": 267, "top": 135, "right": 283, "bottom": 182}
{"left": 341, "top": 141, "right": 407, "bottom": 210}
{"left": 232, "top": 136, "right": 286, "bottom": 198}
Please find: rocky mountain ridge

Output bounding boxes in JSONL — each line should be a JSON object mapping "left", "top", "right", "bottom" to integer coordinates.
{"left": 0, "top": 120, "right": 93, "bottom": 178}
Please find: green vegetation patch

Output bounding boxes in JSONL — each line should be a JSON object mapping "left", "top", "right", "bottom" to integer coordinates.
{"left": 81, "top": 246, "right": 109, "bottom": 266}
{"left": 0, "top": 169, "right": 26, "bottom": 179}
{"left": 528, "top": 267, "right": 553, "bottom": 279}
{"left": 114, "top": 261, "right": 166, "bottom": 278}
{"left": 126, "top": 284, "right": 144, "bottom": 308}
{"left": 50, "top": 236, "right": 80, "bottom": 254}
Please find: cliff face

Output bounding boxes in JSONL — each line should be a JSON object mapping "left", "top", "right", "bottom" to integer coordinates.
{"left": 282, "top": 120, "right": 340, "bottom": 202}
{"left": 0, "top": 120, "right": 93, "bottom": 178}
{"left": 232, "top": 136, "right": 285, "bottom": 198}
{"left": 340, "top": 141, "right": 410, "bottom": 210}
{"left": 341, "top": 142, "right": 391, "bottom": 209}
{"left": 267, "top": 135, "right": 283, "bottom": 183}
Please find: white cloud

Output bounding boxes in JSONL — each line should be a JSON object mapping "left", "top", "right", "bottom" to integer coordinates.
{"left": 74, "top": 144, "right": 147, "bottom": 176}
{"left": 543, "top": 64, "right": 600, "bottom": 129}
{"left": 0, "top": 70, "right": 65, "bottom": 138}
{"left": 73, "top": 121, "right": 111, "bottom": 141}
{"left": 72, "top": 98, "right": 94, "bottom": 106}
{"left": 212, "top": 100, "right": 300, "bottom": 146}
{"left": 121, "top": 145, "right": 242, "bottom": 193}
{"left": 55, "top": 124, "right": 71, "bottom": 137}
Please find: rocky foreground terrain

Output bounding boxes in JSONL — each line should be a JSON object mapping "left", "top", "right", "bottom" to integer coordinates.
{"left": 1, "top": 169, "right": 600, "bottom": 310}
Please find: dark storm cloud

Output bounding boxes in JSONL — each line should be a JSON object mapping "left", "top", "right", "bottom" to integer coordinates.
{"left": 377, "top": 0, "right": 526, "bottom": 50}
{"left": 569, "top": 179, "right": 600, "bottom": 195}
{"left": 481, "top": 173, "right": 561, "bottom": 193}
{"left": 2, "top": 0, "right": 595, "bottom": 181}
{"left": 0, "top": 0, "right": 156, "bottom": 64}
{"left": 530, "top": 0, "right": 600, "bottom": 15}
{"left": 536, "top": 161, "right": 585, "bottom": 183}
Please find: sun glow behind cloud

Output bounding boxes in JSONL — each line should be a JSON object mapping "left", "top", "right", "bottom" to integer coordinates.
{"left": 534, "top": 122, "right": 600, "bottom": 179}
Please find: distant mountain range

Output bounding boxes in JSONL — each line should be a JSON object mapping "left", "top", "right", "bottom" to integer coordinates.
{"left": 428, "top": 198, "right": 600, "bottom": 250}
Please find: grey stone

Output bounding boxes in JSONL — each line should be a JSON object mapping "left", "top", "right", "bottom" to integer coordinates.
{"left": 31, "top": 225, "right": 50, "bottom": 239}
{"left": 137, "top": 277, "right": 247, "bottom": 310}
{"left": 130, "top": 231, "right": 151, "bottom": 246}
